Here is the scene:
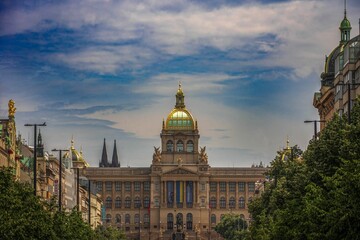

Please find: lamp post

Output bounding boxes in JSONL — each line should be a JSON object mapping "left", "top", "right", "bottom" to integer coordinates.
{"left": 24, "top": 122, "right": 46, "bottom": 196}
{"left": 137, "top": 203, "right": 142, "bottom": 240}
{"left": 304, "top": 120, "right": 326, "bottom": 140}
{"left": 52, "top": 149, "right": 69, "bottom": 211}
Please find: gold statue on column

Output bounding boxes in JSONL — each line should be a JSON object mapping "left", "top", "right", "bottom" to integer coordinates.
{"left": 8, "top": 99, "right": 16, "bottom": 118}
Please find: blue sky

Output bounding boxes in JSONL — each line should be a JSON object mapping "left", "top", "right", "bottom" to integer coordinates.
{"left": 1, "top": 0, "right": 359, "bottom": 167}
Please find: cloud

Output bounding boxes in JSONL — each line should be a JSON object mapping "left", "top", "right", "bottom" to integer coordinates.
{"left": 2, "top": 0, "right": 358, "bottom": 77}
{"left": 52, "top": 46, "right": 156, "bottom": 74}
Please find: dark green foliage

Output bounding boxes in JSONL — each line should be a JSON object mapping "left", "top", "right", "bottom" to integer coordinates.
{"left": 94, "top": 225, "right": 127, "bottom": 240}
{"left": 0, "top": 167, "right": 96, "bottom": 240}
{"left": 215, "top": 214, "right": 248, "bottom": 240}
{"left": 248, "top": 99, "right": 360, "bottom": 240}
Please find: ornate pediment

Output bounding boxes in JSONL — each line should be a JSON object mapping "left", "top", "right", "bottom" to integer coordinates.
{"left": 164, "top": 167, "right": 197, "bottom": 175}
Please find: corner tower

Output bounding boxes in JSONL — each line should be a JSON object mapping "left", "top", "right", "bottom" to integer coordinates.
{"left": 339, "top": 0, "right": 351, "bottom": 44}
{"left": 160, "top": 84, "right": 200, "bottom": 164}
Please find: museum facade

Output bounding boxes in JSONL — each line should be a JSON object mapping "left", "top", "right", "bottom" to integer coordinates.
{"left": 84, "top": 85, "right": 266, "bottom": 239}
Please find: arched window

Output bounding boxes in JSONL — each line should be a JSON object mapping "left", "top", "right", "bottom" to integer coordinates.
{"left": 220, "top": 197, "right": 226, "bottom": 209}
{"left": 176, "top": 140, "right": 184, "bottom": 152}
{"left": 186, "top": 213, "right": 193, "bottom": 230}
{"left": 143, "top": 196, "right": 150, "bottom": 208}
{"left": 115, "top": 214, "right": 121, "bottom": 224}
{"left": 210, "top": 197, "right": 217, "bottom": 209}
{"left": 229, "top": 197, "right": 236, "bottom": 209}
{"left": 134, "top": 197, "right": 141, "bottom": 208}
{"left": 125, "top": 197, "right": 131, "bottom": 208}
{"left": 167, "top": 213, "right": 174, "bottom": 230}
{"left": 248, "top": 197, "right": 253, "bottom": 203}
{"left": 186, "top": 140, "right": 194, "bottom": 152}
{"left": 134, "top": 214, "right": 140, "bottom": 224}
{"left": 125, "top": 214, "right": 130, "bottom": 224}
{"left": 115, "top": 197, "right": 121, "bottom": 208}
{"left": 220, "top": 214, "right": 225, "bottom": 220}
{"left": 239, "top": 197, "right": 245, "bottom": 209}
{"left": 240, "top": 214, "right": 245, "bottom": 219}
{"left": 106, "top": 196, "right": 112, "bottom": 209}
{"left": 176, "top": 213, "right": 183, "bottom": 228}
{"left": 167, "top": 140, "right": 174, "bottom": 152}
{"left": 106, "top": 214, "right": 112, "bottom": 223}
{"left": 211, "top": 214, "right": 216, "bottom": 224}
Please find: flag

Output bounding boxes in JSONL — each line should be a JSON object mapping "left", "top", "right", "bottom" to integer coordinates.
{"left": 186, "top": 181, "right": 193, "bottom": 203}
{"left": 176, "top": 181, "right": 184, "bottom": 203}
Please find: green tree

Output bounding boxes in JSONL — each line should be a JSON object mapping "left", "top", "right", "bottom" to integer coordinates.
{"left": 215, "top": 214, "right": 248, "bottom": 240}
{"left": 94, "top": 225, "right": 127, "bottom": 240}
{"left": 0, "top": 167, "right": 56, "bottom": 240}
{"left": 248, "top": 99, "right": 360, "bottom": 240}
{"left": 0, "top": 167, "right": 95, "bottom": 240}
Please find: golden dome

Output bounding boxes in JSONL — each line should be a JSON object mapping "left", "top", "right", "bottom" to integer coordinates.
{"left": 165, "top": 84, "right": 196, "bottom": 130}
{"left": 63, "top": 138, "right": 89, "bottom": 167}
{"left": 166, "top": 108, "right": 195, "bottom": 130}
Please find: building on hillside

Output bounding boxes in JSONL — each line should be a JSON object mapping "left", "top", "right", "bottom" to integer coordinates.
{"left": 313, "top": 6, "right": 360, "bottom": 131}
{"left": 0, "top": 99, "right": 20, "bottom": 179}
{"left": 84, "top": 84, "right": 266, "bottom": 240}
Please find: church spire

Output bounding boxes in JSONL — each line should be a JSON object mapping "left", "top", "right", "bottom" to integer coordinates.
{"left": 37, "top": 129, "right": 44, "bottom": 157}
{"left": 99, "top": 138, "right": 109, "bottom": 167}
{"left": 339, "top": 0, "right": 351, "bottom": 44}
{"left": 175, "top": 82, "right": 185, "bottom": 109}
{"left": 111, "top": 140, "right": 120, "bottom": 167}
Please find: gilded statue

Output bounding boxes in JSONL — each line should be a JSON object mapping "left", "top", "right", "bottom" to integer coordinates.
{"left": 8, "top": 99, "right": 16, "bottom": 118}
{"left": 152, "top": 146, "right": 161, "bottom": 163}
{"left": 199, "top": 146, "right": 208, "bottom": 163}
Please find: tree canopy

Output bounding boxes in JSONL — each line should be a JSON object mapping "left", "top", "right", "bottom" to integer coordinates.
{"left": 248, "top": 99, "right": 360, "bottom": 240}
{"left": 0, "top": 167, "right": 125, "bottom": 240}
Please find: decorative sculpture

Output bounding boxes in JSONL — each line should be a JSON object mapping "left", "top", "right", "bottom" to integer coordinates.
{"left": 8, "top": 99, "right": 16, "bottom": 118}
{"left": 152, "top": 146, "right": 161, "bottom": 163}
{"left": 199, "top": 146, "right": 208, "bottom": 163}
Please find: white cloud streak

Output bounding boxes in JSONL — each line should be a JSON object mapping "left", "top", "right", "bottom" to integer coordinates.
{"left": 2, "top": 0, "right": 357, "bottom": 77}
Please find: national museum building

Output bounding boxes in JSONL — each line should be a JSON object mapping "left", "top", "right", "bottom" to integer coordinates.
{"left": 84, "top": 85, "right": 266, "bottom": 239}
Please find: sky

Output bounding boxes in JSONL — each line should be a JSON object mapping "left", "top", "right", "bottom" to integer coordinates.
{"left": 1, "top": 0, "right": 359, "bottom": 167}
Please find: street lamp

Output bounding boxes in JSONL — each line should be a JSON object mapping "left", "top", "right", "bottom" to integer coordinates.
{"left": 304, "top": 120, "right": 326, "bottom": 140}
{"left": 137, "top": 203, "right": 142, "bottom": 240}
{"left": 24, "top": 122, "right": 46, "bottom": 196}
{"left": 52, "top": 149, "right": 69, "bottom": 211}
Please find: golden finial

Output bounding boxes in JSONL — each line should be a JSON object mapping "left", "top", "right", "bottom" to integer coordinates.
{"left": 8, "top": 99, "right": 16, "bottom": 118}
{"left": 286, "top": 136, "right": 290, "bottom": 150}
{"left": 71, "top": 135, "right": 75, "bottom": 149}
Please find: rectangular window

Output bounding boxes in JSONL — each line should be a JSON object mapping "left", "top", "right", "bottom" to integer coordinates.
{"left": 134, "top": 182, "right": 141, "bottom": 192}
{"left": 238, "top": 182, "right": 245, "bottom": 192}
{"left": 125, "top": 182, "right": 131, "bottom": 192}
{"left": 248, "top": 182, "right": 255, "bottom": 192}
{"left": 105, "top": 181, "right": 112, "bottom": 192}
{"left": 200, "top": 182, "right": 206, "bottom": 192}
{"left": 115, "top": 181, "right": 121, "bottom": 192}
{"left": 96, "top": 181, "right": 103, "bottom": 192}
{"left": 229, "top": 182, "right": 236, "bottom": 192}
{"left": 210, "top": 182, "right": 217, "bottom": 192}
{"left": 144, "top": 181, "right": 150, "bottom": 192}
{"left": 219, "top": 182, "right": 226, "bottom": 192}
